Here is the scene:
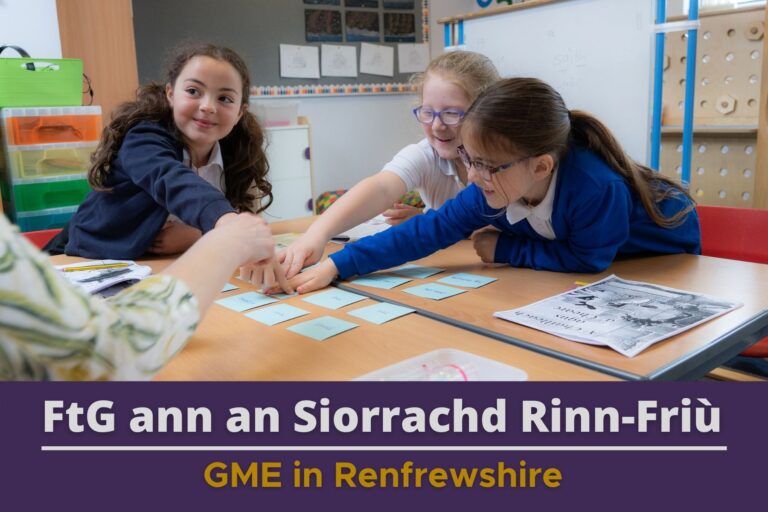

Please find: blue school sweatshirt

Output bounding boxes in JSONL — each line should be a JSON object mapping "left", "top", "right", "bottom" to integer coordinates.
{"left": 65, "top": 121, "right": 236, "bottom": 259}
{"left": 330, "top": 146, "right": 701, "bottom": 278}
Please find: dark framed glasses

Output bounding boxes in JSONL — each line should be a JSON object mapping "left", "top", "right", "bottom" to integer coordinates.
{"left": 457, "top": 145, "right": 529, "bottom": 181}
{"left": 412, "top": 106, "right": 465, "bottom": 126}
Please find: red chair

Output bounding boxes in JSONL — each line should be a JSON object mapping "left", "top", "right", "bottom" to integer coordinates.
{"left": 697, "top": 205, "right": 768, "bottom": 357}
{"left": 22, "top": 228, "right": 62, "bottom": 250}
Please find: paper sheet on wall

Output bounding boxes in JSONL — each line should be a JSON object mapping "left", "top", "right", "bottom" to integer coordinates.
{"left": 321, "top": 44, "right": 358, "bottom": 77}
{"left": 397, "top": 43, "right": 429, "bottom": 73}
{"left": 359, "top": 43, "right": 394, "bottom": 77}
{"left": 279, "top": 44, "right": 320, "bottom": 79}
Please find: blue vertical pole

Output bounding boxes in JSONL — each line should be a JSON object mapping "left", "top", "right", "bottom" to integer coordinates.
{"left": 458, "top": 20, "right": 465, "bottom": 45}
{"left": 444, "top": 23, "right": 451, "bottom": 48}
{"left": 681, "top": 1, "right": 699, "bottom": 186}
{"left": 650, "top": 0, "right": 666, "bottom": 171}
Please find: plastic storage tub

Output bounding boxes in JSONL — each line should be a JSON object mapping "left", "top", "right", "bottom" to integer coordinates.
{"left": 354, "top": 349, "right": 528, "bottom": 381}
{"left": 2, "top": 106, "right": 102, "bottom": 145}
{"left": 5, "top": 174, "right": 90, "bottom": 212}
{"left": 250, "top": 101, "right": 299, "bottom": 127}
{"left": 3, "top": 141, "right": 97, "bottom": 178}
{"left": 14, "top": 205, "right": 78, "bottom": 232}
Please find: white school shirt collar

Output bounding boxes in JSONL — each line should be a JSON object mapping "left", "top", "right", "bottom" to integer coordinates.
{"left": 504, "top": 168, "right": 558, "bottom": 240}
{"left": 434, "top": 147, "right": 465, "bottom": 189}
{"left": 182, "top": 142, "right": 225, "bottom": 191}
{"left": 167, "top": 143, "right": 224, "bottom": 224}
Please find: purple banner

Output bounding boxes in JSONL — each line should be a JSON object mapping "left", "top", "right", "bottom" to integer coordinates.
{"left": 1, "top": 382, "right": 764, "bottom": 510}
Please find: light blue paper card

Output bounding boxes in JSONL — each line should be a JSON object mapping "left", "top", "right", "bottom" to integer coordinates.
{"left": 215, "top": 292, "right": 278, "bottom": 312}
{"left": 390, "top": 264, "right": 445, "bottom": 279}
{"left": 301, "top": 289, "right": 367, "bottom": 310}
{"left": 437, "top": 273, "right": 498, "bottom": 289}
{"left": 245, "top": 304, "right": 310, "bottom": 326}
{"left": 402, "top": 283, "right": 467, "bottom": 300}
{"left": 269, "top": 292, "right": 298, "bottom": 300}
{"left": 221, "top": 282, "right": 239, "bottom": 292}
{"left": 350, "top": 273, "right": 412, "bottom": 289}
{"left": 287, "top": 315, "right": 358, "bottom": 341}
{"left": 347, "top": 302, "right": 415, "bottom": 325}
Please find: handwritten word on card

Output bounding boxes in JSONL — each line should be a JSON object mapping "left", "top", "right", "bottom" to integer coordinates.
{"left": 402, "top": 283, "right": 466, "bottom": 301}
{"left": 287, "top": 316, "right": 358, "bottom": 341}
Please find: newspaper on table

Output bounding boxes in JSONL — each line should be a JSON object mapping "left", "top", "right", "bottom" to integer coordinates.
{"left": 494, "top": 275, "right": 742, "bottom": 357}
{"left": 331, "top": 214, "right": 391, "bottom": 243}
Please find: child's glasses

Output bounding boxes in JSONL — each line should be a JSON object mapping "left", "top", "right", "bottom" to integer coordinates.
{"left": 412, "top": 107, "right": 465, "bottom": 126}
{"left": 457, "top": 145, "right": 529, "bottom": 181}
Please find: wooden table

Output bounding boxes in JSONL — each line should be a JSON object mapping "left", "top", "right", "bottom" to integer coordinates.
{"left": 51, "top": 218, "right": 614, "bottom": 381}
{"left": 55, "top": 216, "right": 765, "bottom": 380}
{"left": 338, "top": 240, "right": 768, "bottom": 380}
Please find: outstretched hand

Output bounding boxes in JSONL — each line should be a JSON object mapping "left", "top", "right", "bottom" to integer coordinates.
{"left": 288, "top": 258, "right": 339, "bottom": 294}
{"left": 382, "top": 202, "right": 422, "bottom": 226}
{"left": 213, "top": 213, "right": 293, "bottom": 294}
{"left": 280, "top": 232, "right": 328, "bottom": 279}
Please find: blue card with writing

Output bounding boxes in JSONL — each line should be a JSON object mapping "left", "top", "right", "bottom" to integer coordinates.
{"left": 402, "top": 283, "right": 466, "bottom": 300}
{"left": 215, "top": 292, "right": 278, "bottom": 312}
{"left": 269, "top": 292, "right": 298, "bottom": 300}
{"left": 347, "top": 302, "right": 415, "bottom": 325}
{"left": 437, "top": 273, "right": 498, "bottom": 289}
{"left": 350, "top": 273, "right": 412, "bottom": 289}
{"left": 390, "top": 264, "right": 445, "bottom": 279}
{"left": 220, "top": 282, "right": 239, "bottom": 292}
{"left": 301, "top": 289, "right": 367, "bottom": 310}
{"left": 287, "top": 316, "right": 359, "bottom": 341}
{"left": 245, "top": 304, "right": 310, "bottom": 326}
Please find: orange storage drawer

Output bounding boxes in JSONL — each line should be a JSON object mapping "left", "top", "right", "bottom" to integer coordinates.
{"left": 2, "top": 106, "right": 102, "bottom": 145}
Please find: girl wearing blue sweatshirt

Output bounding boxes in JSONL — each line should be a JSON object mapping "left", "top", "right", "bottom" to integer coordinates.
{"left": 289, "top": 77, "right": 700, "bottom": 293}
{"left": 50, "top": 43, "right": 272, "bottom": 264}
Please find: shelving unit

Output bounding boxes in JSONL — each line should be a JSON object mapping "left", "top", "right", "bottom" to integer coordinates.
{"left": 659, "top": 4, "right": 768, "bottom": 208}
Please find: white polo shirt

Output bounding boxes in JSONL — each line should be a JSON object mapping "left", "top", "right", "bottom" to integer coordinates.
{"left": 382, "top": 138, "right": 465, "bottom": 210}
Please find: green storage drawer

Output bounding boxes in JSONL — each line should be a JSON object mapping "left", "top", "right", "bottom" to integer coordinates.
{"left": 8, "top": 174, "right": 90, "bottom": 212}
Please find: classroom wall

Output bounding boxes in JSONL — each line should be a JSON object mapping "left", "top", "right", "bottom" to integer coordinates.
{"left": 0, "top": 0, "right": 62, "bottom": 58}
{"left": 428, "top": 0, "right": 478, "bottom": 56}
{"left": 256, "top": 94, "right": 424, "bottom": 195}
{"left": 254, "top": 0, "right": 479, "bottom": 196}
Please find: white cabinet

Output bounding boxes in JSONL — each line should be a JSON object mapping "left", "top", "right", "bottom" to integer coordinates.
{"left": 263, "top": 124, "right": 314, "bottom": 221}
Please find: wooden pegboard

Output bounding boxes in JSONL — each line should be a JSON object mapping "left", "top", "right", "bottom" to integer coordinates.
{"left": 660, "top": 133, "right": 756, "bottom": 207}
{"left": 663, "top": 8, "right": 764, "bottom": 126}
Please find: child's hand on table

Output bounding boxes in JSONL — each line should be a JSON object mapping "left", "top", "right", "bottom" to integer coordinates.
{"left": 288, "top": 258, "right": 339, "bottom": 294}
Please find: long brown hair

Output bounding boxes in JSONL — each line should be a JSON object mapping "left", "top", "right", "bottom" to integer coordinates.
{"left": 462, "top": 77, "right": 694, "bottom": 227}
{"left": 88, "top": 43, "right": 271, "bottom": 213}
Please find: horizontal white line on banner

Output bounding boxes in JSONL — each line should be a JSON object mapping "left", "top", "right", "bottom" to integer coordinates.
{"left": 41, "top": 445, "right": 728, "bottom": 452}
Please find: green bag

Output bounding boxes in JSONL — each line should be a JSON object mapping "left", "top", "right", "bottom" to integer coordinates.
{"left": 0, "top": 46, "right": 83, "bottom": 107}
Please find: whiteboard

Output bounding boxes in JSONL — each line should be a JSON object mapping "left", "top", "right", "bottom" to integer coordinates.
{"left": 464, "top": 0, "right": 655, "bottom": 163}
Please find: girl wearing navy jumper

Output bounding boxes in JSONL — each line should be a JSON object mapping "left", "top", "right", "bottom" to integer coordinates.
{"left": 290, "top": 78, "right": 700, "bottom": 293}
{"left": 57, "top": 44, "right": 272, "bottom": 261}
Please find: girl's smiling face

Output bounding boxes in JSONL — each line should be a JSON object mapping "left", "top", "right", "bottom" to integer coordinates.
{"left": 419, "top": 73, "right": 471, "bottom": 161}
{"left": 166, "top": 56, "right": 245, "bottom": 167}
{"left": 461, "top": 131, "right": 555, "bottom": 209}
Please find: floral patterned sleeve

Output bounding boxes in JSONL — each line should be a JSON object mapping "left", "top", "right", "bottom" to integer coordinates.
{"left": 0, "top": 216, "right": 200, "bottom": 381}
